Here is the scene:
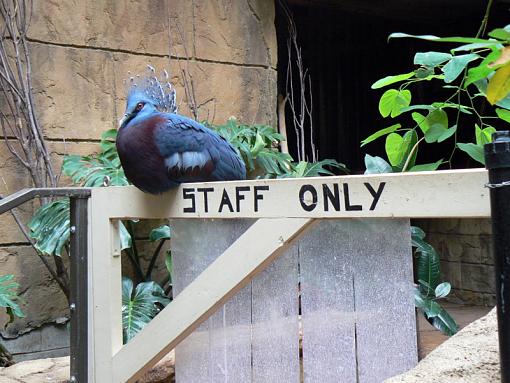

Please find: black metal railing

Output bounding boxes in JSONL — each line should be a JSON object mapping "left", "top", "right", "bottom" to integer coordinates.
{"left": 486, "top": 131, "right": 510, "bottom": 383}
{"left": 0, "top": 188, "right": 91, "bottom": 383}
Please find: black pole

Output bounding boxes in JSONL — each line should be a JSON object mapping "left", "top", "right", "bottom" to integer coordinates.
{"left": 485, "top": 130, "right": 510, "bottom": 383}
{"left": 69, "top": 196, "right": 89, "bottom": 382}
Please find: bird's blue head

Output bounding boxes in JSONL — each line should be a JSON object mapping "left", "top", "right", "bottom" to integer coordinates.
{"left": 118, "top": 90, "right": 157, "bottom": 129}
{"left": 119, "top": 66, "right": 177, "bottom": 129}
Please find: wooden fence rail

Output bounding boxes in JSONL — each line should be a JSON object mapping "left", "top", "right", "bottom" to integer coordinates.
{"left": 87, "top": 169, "right": 490, "bottom": 382}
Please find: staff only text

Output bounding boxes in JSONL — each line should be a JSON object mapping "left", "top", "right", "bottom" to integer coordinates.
{"left": 181, "top": 181, "right": 386, "bottom": 215}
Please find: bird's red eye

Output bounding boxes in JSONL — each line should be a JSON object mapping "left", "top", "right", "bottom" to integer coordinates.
{"left": 135, "top": 102, "right": 144, "bottom": 112}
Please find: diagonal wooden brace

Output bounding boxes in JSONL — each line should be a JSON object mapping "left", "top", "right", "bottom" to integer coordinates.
{"left": 111, "top": 217, "right": 314, "bottom": 382}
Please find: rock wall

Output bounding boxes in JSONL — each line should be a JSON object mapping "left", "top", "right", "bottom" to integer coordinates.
{"left": 0, "top": 0, "right": 277, "bottom": 359}
{"left": 414, "top": 219, "right": 495, "bottom": 307}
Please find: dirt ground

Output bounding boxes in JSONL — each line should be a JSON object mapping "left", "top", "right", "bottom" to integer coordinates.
{"left": 386, "top": 307, "right": 499, "bottom": 383}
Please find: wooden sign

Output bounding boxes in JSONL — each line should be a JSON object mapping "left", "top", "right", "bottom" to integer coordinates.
{"left": 93, "top": 168, "right": 490, "bottom": 219}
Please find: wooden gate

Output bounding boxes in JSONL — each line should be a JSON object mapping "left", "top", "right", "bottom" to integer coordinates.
{"left": 87, "top": 169, "right": 490, "bottom": 382}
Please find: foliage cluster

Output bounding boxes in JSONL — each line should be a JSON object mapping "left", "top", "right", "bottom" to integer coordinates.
{"left": 206, "top": 118, "right": 347, "bottom": 178}
{"left": 362, "top": 23, "right": 510, "bottom": 335}
{"left": 0, "top": 275, "right": 24, "bottom": 366}
{"left": 364, "top": 24, "right": 510, "bottom": 173}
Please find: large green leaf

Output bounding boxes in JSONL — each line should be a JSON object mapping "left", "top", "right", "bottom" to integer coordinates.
{"left": 437, "top": 125, "right": 457, "bottom": 143}
{"left": 427, "top": 306, "right": 459, "bottom": 336}
{"left": 0, "top": 275, "right": 25, "bottom": 321}
{"left": 424, "top": 109, "right": 449, "bottom": 143}
{"left": 28, "top": 199, "right": 70, "bottom": 257}
{"left": 149, "top": 225, "right": 171, "bottom": 242}
{"left": 209, "top": 119, "right": 293, "bottom": 178}
{"left": 416, "top": 243, "right": 441, "bottom": 297}
{"left": 371, "top": 72, "right": 415, "bottom": 89}
{"left": 487, "top": 62, "right": 510, "bottom": 104}
{"left": 410, "top": 225, "right": 426, "bottom": 241}
{"left": 282, "top": 159, "right": 347, "bottom": 178}
{"left": 452, "top": 41, "right": 502, "bottom": 52}
{"left": 408, "top": 160, "right": 443, "bottom": 172}
{"left": 119, "top": 221, "right": 132, "bottom": 251}
{"left": 414, "top": 52, "right": 452, "bottom": 67}
{"left": 489, "top": 28, "right": 510, "bottom": 41}
{"left": 385, "top": 130, "right": 418, "bottom": 169}
{"left": 457, "top": 143, "right": 485, "bottom": 165}
{"left": 442, "top": 54, "right": 480, "bottom": 83}
{"left": 122, "top": 277, "right": 170, "bottom": 343}
{"left": 415, "top": 289, "right": 458, "bottom": 335}
{"left": 475, "top": 125, "right": 496, "bottom": 146}
{"left": 496, "top": 108, "right": 510, "bottom": 123}
{"left": 388, "top": 33, "right": 494, "bottom": 44}
{"left": 465, "top": 49, "right": 501, "bottom": 87}
{"left": 378, "top": 89, "right": 412, "bottom": 118}
{"left": 361, "top": 124, "right": 401, "bottom": 146}
{"left": 435, "top": 282, "right": 452, "bottom": 298}
{"left": 364, "top": 154, "right": 393, "bottom": 174}
{"left": 63, "top": 129, "right": 129, "bottom": 187}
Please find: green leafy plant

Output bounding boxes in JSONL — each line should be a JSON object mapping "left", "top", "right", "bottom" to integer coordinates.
{"left": 63, "top": 129, "right": 128, "bottom": 187}
{"left": 122, "top": 277, "right": 170, "bottom": 343}
{"left": 0, "top": 275, "right": 24, "bottom": 324}
{"left": 208, "top": 118, "right": 347, "bottom": 178}
{"left": 0, "top": 275, "right": 25, "bottom": 367}
{"left": 411, "top": 227, "right": 458, "bottom": 335}
{"left": 364, "top": 24, "right": 510, "bottom": 171}
{"left": 207, "top": 118, "right": 294, "bottom": 177}
{"left": 360, "top": 19, "right": 510, "bottom": 336}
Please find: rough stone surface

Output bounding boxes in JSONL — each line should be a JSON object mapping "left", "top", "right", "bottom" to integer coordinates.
{"left": 2, "top": 323, "right": 69, "bottom": 362}
{"left": 194, "top": 0, "right": 277, "bottom": 67}
{"left": 0, "top": 352, "right": 175, "bottom": 383}
{"left": 186, "top": 61, "right": 277, "bottom": 125}
{"left": 30, "top": 42, "right": 117, "bottom": 141}
{"left": 29, "top": 0, "right": 170, "bottom": 56}
{"left": 0, "top": 246, "right": 68, "bottom": 337}
{"left": 385, "top": 307, "right": 499, "bottom": 383}
{"left": 0, "top": 140, "right": 32, "bottom": 244}
{"left": 0, "top": 356, "right": 69, "bottom": 383}
{"left": 414, "top": 219, "right": 495, "bottom": 307}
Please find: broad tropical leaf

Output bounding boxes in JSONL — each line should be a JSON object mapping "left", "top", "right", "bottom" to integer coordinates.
{"left": 0, "top": 275, "right": 25, "bottom": 322}
{"left": 62, "top": 129, "right": 128, "bottom": 187}
{"left": 361, "top": 124, "right": 401, "bottom": 146}
{"left": 364, "top": 154, "right": 393, "bottom": 174}
{"left": 149, "top": 225, "right": 171, "bottom": 242}
{"left": 122, "top": 277, "right": 171, "bottom": 343}
{"left": 28, "top": 199, "right": 70, "bottom": 257}
{"left": 457, "top": 143, "right": 485, "bottom": 165}
{"left": 371, "top": 72, "right": 415, "bottom": 89}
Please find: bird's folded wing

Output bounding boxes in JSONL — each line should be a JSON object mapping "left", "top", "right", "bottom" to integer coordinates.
{"left": 154, "top": 114, "right": 246, "bottom": 181}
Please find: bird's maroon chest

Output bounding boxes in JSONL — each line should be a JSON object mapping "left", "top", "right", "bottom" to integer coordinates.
{"left": 116, "top": 115, "right": 168, "bottom": 189}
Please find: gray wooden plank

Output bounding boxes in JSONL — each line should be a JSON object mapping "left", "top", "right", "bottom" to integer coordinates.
{"left": 251, "top": 244, "right": 300, "bottom": 383}
{"left": 299, "top": 220, "right": 357, "bottom": 383}
{"left": 171, "top": 219, "right": 254, "bottom": 383}
{"left": 351, "top": 218, "right": 418, "bottom": 382}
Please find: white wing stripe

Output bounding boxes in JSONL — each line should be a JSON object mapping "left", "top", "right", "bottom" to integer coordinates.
{"left": 165, "top": 151, "right": 210, "bottom": 170}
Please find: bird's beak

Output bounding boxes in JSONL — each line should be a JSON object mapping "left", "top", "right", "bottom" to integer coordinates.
{"left": 118, "top": 113, "right": 129, "bottom": 129}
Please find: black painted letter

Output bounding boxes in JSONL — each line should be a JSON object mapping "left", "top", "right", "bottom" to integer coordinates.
{"left": 323, "top": 184, "right": 340, "bottom": 211}
{"left": 183, "top": 188, "right": 196, "bottom": 213}
{"left": 235, "top": 186, "right": 250, "bottom": 212}
{"left": 197, "top": 187, "right": 214, "bottom": 212}
{"left": 254, "top": 186, "right": 269, "bottom": 212}
{"left": 218, "top": 188, "right": 234, "bottom": 213}
{"left": 364, "top": 182, "right": 386, "bottom": 211}
{"left": 343, "top": 183, "right": 362, "bottom": 211}
{"left": 299, "top": 185, "right": 318, "bottom": 212}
